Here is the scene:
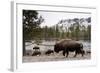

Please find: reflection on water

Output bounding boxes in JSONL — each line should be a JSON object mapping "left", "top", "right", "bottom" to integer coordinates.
{"left": 79, "top": 40, "right": 91, "bottom": 51}
{"left": 25, "top": 40, "right": 91, "bottom": 51}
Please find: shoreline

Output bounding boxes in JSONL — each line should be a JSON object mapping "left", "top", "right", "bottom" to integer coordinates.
{"left": 23, "top": 51, "right": 91, "bottom": 63}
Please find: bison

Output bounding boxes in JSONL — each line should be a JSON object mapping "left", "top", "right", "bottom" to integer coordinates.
{"left": 54, "top": 39, "right": 85, "bottom": 57}
{"left": 45, "top": 49, "right": 54, "bottom": 55}
{"left": 86, "top": 50, "right": 91, "bottom": 54}
{"left": 32, "top": 51, "right": 41, "bottom": 56}
{"left": 33, "top": 46, "right": 40, "bottom": 51}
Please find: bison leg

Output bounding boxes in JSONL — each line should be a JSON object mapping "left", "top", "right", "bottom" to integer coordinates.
{"left": 63, "top": 50, "right": 65, "bottom": 56}
{"left": 63, "top": 49, "right": 69, "bottom": 57}
{"left": 66, "top": 51, "right": 69, "bottom": 57}
{"left": 74, "top": 51, "right": 77, "bottom": 57}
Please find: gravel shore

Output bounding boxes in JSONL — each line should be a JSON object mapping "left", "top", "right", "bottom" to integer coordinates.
{"left": 23, "top": 51, "right": 91, "bottom": 63}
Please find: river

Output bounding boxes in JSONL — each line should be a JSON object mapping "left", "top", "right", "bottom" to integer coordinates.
{"left": 25, "top": 40, "right": 91, "bottom": 51}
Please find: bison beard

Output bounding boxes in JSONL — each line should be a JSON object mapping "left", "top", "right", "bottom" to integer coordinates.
{"left": 54, "top": 39, "right": 85, "bottom": 57}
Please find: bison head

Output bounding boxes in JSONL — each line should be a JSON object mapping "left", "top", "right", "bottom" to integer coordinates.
{"left": 54, "top": 44, "right": 64, "bottom": 53}
{"left": 54, "top": 44, "right": 59, "bottom": 53}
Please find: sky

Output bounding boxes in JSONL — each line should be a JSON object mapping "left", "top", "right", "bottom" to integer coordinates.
{"left": 38, "top": 10, "right": 91, "bottom": 27}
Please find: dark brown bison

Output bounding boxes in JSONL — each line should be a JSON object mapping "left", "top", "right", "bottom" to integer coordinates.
{"left": 33, "top": 46, "right": 40, "bottom": 51}
{"left": 32, "top": 51, "right": 41, "bottom": 56}
{"left": 45, "top": 49, "right": 54, "bottom": 55}
{"left": 54, "top": 39, "right": 85, "bottom": 57}
{"left": 86, "top": 50, "right": 91, "bottom": 54}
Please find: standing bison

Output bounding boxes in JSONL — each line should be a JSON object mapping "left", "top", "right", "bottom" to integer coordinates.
{"left": 54, "top": 39, "right": 85, "bottom": 57}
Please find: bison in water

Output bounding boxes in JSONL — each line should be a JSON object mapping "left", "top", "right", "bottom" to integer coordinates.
{"left": 54, "top": 39, "right": 85, "bottom": 57}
